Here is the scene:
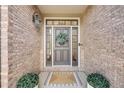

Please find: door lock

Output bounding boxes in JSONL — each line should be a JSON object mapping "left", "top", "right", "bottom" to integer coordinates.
{"left": 78, "top": 43, "right": 83, "bottom": 46}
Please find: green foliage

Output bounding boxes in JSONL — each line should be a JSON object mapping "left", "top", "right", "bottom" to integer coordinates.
{"left": 56, "top": 32, "right": 68, "bottom": 45}
{"left": 16, "top": 73, "right": 39, "bottom": 88}
{"left": 87, "top": 73, "right": 110, "bottom": 88}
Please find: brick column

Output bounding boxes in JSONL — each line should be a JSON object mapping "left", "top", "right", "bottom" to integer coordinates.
{"left": 1, "top": 5, "right": 8, "bottom": 88}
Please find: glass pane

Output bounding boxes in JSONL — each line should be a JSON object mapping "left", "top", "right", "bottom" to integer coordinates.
{"left": 72, "top": 48, "right": 78, "bottom": 66}
{"left": 46, "top": 27, "right": 52, "bottom": 66}
{"left": 59, "top": 21, "right": 65, "bottom": 25}
{"left": 72, "top": 27, "right": 78, "bottom": 66}
{"left": 46, "top": 20, "right": 53, "bottom": 25}
{"left": 65, "top": 21, "right": 71, "bottom": 25}
{"left": 46, "top": 49, "right": 52, "bottom": 66}
{"left": 72, "top": 36, "right": 78, "bottom": 42}
{"left": 46, "top": 27, "right": 52, "bottom": 35}
{"left": 53, "top": 21, "right": 59, "bottom": 25}
{"left": 55, "top": 28, "right": 69, "bottom": 48}
{"left": 71, "top": 20, "right": 78, "bottom": 25}
{"left": 46, "top": 36, "right": 50, "bottom": 42}
{"left": 46, "top": 57, "right": 52, "bottom": 66}
{"left": 72, "top": 27, "right": 78, "bottom": 35}
{"left": 47, "top": 42, "right": 52, "bottom": 49}
{"left": 72, "top": 43, "right": 78, "bottom": 48}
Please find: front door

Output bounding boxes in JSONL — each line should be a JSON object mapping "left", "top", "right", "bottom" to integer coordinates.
{"left": 45, "top": 18, "right": 79, "bottom": 67}
{"left": 53, "top": 27, "right": 71, "bottom": 65}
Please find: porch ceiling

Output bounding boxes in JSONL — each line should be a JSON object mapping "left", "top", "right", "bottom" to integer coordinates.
{"left": 38, "top": 5, "right": 87, "bottom": 15}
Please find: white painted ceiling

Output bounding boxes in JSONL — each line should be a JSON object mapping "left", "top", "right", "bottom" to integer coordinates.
{"left": 38, "top": 5, "right": 87, "bottom": 15}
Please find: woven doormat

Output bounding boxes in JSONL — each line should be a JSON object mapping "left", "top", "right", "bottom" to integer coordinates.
{"left": 49, "top": 72, "right": 77, "bottom": 85}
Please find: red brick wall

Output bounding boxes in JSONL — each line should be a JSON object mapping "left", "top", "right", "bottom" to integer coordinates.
{"left": 8, "top": 5, "right": 42, "bottom": 87}
{"left": 81, "top": 6, "right": 124, "bottom": 87}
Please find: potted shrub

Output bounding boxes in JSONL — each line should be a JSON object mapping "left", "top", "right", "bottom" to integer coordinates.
{"left": 87, "top": 73, "right": 110, "bottom": 88}
{"left": 17, "top": 73, "right": 39, "bottom": 88}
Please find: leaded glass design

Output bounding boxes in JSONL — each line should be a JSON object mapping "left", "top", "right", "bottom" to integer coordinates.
{"left": 72, "top": 27, "right": 78, "bottom": 66}
{"left": 46, "top": 27, "right": 52, "bottom": 66}
{"left": 46, "top": 19, "right": 78, "bottom": 26}
{"left": 55, "top": 28, "right": 69, "bottom": 47}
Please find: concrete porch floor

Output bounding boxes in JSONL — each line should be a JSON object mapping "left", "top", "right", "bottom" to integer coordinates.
{"left": 39, "top": 71, "right": 87, "bottom": 88}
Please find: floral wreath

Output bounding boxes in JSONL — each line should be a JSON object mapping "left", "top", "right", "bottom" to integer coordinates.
{"left": 56, "top": 32, "right": 69, "bottom": 45}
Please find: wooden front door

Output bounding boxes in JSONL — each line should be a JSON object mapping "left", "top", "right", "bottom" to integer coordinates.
{"left": 53, "top": 27, "right": 71, "bottom": 65}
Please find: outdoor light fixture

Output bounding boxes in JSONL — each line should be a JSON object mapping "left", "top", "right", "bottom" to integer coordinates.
{"left": 32, "top": 12, "right": 42, "bottom": 31}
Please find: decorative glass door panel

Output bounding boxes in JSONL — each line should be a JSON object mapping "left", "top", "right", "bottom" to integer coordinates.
{"left": 72, "top": 27, "right": 78, "bottom": 66}
{"left": 53, "top": 27, "right": 70, "bottom": 65}
{"left": 46, "top": 27, "right": 52, "bottom": 66}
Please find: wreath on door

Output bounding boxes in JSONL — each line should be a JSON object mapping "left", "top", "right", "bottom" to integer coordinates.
{"left": 56, "top": 32, "right": 69, "bottom": 45}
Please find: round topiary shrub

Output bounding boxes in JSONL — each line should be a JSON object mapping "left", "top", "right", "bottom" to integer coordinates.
{"left": 87, "top": 73, "right": 110, "bottom": 88}
{"left": 17, "top": 73, "right": 39, "bottom": 88}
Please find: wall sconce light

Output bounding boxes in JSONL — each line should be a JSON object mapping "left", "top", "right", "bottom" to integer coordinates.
{"left": 32, "top": 12, "right": 42, "bottom": 31}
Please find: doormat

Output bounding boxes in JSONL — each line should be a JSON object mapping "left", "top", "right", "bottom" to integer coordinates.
{"left": 45, "top": 71, "right": 81, "bottom": 87}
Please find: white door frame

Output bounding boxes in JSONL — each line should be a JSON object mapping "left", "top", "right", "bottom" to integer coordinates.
{"left": 44, "top": 17, "right": 80, "bottom": 68}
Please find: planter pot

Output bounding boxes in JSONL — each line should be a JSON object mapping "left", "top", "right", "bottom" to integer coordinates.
{"left": 87, "top": 82, "right": 94, "bottom": 88}
{"left": 34, "top": 84, "right": 39, "bottom": 88}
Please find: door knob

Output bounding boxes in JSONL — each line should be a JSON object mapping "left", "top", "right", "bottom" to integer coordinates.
{"left": 78, "top": 43, "right": 83, "bottom": 46}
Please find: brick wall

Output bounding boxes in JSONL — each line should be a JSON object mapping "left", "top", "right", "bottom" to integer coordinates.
{"left": 1, "top": 5, "right": 9, "bottom": 88}
{"left": 81, "top": 6, "right": 124, "bottom": 87}
{"left": 8, "top": 5, "right": 42, "bottom": 87}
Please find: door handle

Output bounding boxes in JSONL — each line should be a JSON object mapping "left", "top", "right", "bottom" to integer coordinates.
{"left": 78, "top": 43, "right": 83, "bottom": 46}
